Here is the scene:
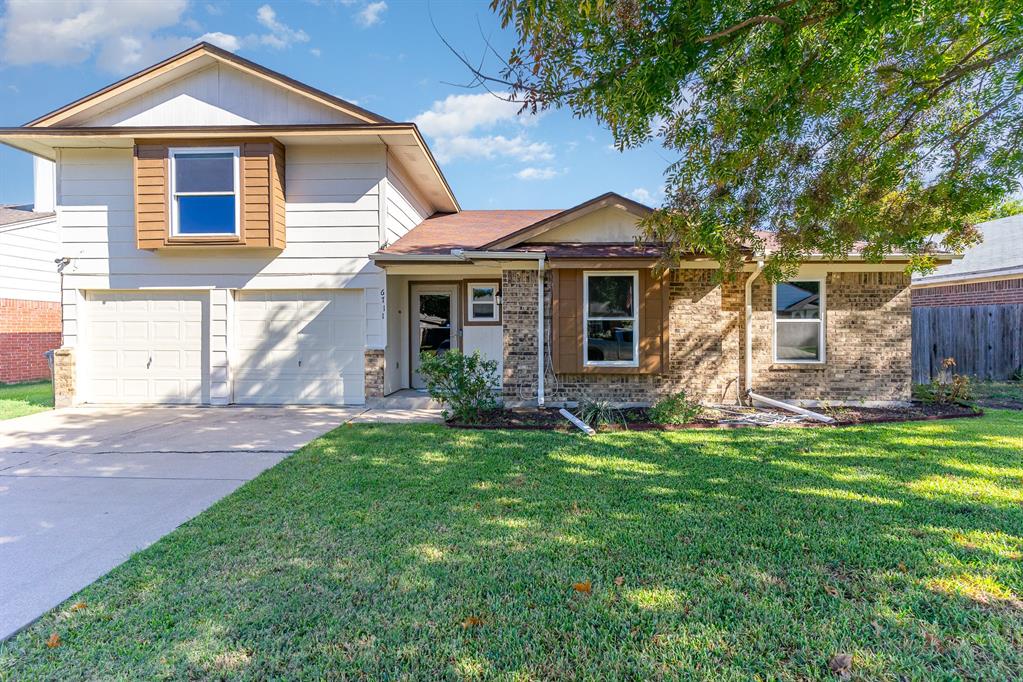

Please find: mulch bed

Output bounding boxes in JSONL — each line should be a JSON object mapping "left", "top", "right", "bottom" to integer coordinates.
{"left": 448, "top": 402, "right": 983, "bottom": 432}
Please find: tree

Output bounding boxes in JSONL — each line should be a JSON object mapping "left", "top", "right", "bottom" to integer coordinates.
{"left": 971, "top": 197, "right": 1023, "bottom": 222}
{"left": 471, "top": 0, "right": 1023, "bottom": 280}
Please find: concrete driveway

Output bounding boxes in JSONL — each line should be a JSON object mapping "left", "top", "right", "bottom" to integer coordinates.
{"left": 0, "top": 405, "right": 361, "bottom": 640}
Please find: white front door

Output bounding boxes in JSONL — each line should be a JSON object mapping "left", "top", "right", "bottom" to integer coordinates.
{"left": 233, "top": 290, "right": 365, "bottom": 405}
{"left": 411, "top": 284, "right": 458, "bottom": 389}
{"left": 84, "top": 291, "right": 205, "bottom": 404}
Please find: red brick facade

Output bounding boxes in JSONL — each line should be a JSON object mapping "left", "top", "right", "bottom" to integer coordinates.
{"left": 0, "top": 298, "right": 62, "bottom": 383}
{"left": 912, "top": 277, "right": 1023, "bottom": 307}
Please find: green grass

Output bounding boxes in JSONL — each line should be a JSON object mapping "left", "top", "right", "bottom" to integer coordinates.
{"left": 971, "top": 380, "right": 1023, "bottom": 409}
{"left": 0, "top": 381, "right": 52, "bottom": 420}
{"left": 2, "top": 413, "right": 1022, "bottom": 680}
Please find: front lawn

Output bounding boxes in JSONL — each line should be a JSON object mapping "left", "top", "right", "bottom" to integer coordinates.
{"left": 2, "top": 413, "right": 1021, "bottom": 679}
{"left": 0, "top": 381, "right": 52, "bottom": 420}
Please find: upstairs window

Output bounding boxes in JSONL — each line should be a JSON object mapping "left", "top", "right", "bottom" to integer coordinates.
{"left": 467, "top": 283, "right": 499, "bottom": 322}
{"left": 584, "top": 271, "right": 638, "bottom": 366}
{"left": 169, "top": 148, "right": 239, "bottom": 236}
{"left": 774, "top": 279, "right": 825, "bottom": 363}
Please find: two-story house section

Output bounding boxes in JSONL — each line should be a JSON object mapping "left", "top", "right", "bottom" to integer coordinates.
{"left": 0, "top": 43, "right": 457, "bottom": 406}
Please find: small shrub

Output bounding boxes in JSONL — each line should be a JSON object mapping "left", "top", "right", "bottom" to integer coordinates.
{"left": 418, "top": 350, "right": 498, "bottom": 424}
{"left": 576, "top": 397, "right": 626, "bottom": 429}
{"left": 648, "top": 391, "right": 703, "bottom": 425}
{"left": 915, "top": 357, "right": 973, "bottom": 404}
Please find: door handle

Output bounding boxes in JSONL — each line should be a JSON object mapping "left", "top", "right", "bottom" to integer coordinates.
{"left": 147, "top": 356, "right": 152, "bottom": 369}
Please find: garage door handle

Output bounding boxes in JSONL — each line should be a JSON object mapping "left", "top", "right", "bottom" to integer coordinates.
{"left": 147, "top": 356, "right": 152, "bottom": 369}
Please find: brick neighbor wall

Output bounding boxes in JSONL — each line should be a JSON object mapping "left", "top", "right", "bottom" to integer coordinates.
{"left": 502, "top": 268, "right": 912, "bottom": 405}
{"left": 912, "top": 277, "right": 1023, "bottom": 307}
{"left": 0, "top": 298, "right": 62, "bottom": 383}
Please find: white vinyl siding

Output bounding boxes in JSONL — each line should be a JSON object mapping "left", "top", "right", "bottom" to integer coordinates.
{"left": 83, "top": 291, "right": 205, "bottom": 404}
{"left": 0, "top": 217, "right": 59, "bottom": 302}
{"left": 384, "top": 152, "right": 430, "bottom": 245}
{"left": 57, "top": 146, "right": 389, "bottom": 347}
{"left": 68, "top": 63, "right": 361, "bottom": 127}
{"left": 233, "top": 290, "right": 366, "bottom": 405}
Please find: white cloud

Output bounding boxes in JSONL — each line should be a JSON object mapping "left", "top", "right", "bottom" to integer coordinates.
{"left": 254, "top": 4, "right": 309, "bottom": 49}
{"left": 414, "top": 92, "right": 550, "bottom": 164}
{"left": 0, "top": 0, "right": 243, "bottom": 74}
{"left": 430, "top": 134, "right": 553, "bottom": 164}
{"left": 357, "top": 1, "right": 388, "bottom": 27}
{"left": 310, "top": 47, "right": 322, "bottom": 57}
{"left": 629, "top": 188, "right": 653, "bottom": 203}
{"left": 516, "top": 167, "right": 560, "bottom": 181}
{"left": 414, "top": 92, "right": 531, "bottom": 138}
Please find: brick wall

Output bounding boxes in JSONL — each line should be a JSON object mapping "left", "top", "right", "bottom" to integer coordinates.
{"left": 0, "top": 298, "right": 62, "bottom": 383}
{"left": 749, "top": 272, "right": 912, "bottom": 402}
{"left": 502, "top": 269, "right": 912, "bottom": 405}
{"left": 912, "top": 277, "right": 1023, "bottom": 307}
{"left": 364, "top": 349, "right": 385, "bottom": 399}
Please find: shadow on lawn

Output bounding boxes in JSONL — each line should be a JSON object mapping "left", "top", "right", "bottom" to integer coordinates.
{"left": 6, "top": 415, "right": 1022, "bottom": 679}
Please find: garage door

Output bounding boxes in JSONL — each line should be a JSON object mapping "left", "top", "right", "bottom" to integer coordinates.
{"left": 233, "top": 290, "right": 365, "bottom": 405}
{"left": 85, "top": 291, "right": 204, "bottom": 403}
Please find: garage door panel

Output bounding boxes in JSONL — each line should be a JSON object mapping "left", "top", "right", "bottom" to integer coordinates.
{"left": 234, "top": 290, "right": 364, "bottom": 405}
{"left": 85, "top": 291, "right": 205, "bottom": 404}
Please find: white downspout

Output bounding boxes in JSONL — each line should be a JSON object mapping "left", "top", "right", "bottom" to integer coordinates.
{"left": 537, "top": 255, "right": 546, "bottom": 407}
{"left": 744, "top": 260, "right": 764, "bottom": 397}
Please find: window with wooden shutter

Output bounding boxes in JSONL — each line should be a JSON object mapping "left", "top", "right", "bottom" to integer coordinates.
{"left": 551, "top": 267, "right": 668, "bottom": 375}
{"left": 134, "top": 138, "right": 285, "bottom": 249}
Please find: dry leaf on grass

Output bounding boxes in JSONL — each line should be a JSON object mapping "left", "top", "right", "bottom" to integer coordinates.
{"left": 824, "top": 585, "right": 841, "bottom": 597}
{"left": 45, "top": 633, "right": 61, "bottom": 648}
{"left": 828, "top": 653, "right": 852, "bottom": 678}
{"left": 614, "top": 576, "right": 625, "bottom": 587}
{"left": 461, "top": 616, "right": 484, "bottom": 629}
{"left": 924, "top": 632, "right": 944, "bottom": 651}
{"left": 573, "top": 581, "right": 592, "bottom": 594}
{"left": 70, "top": 602, "right": 87, "bottom": 611}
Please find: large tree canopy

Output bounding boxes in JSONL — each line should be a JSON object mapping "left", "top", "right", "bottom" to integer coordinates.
{"left": 479, "top": 0, "right": 1023, "bottom": 279}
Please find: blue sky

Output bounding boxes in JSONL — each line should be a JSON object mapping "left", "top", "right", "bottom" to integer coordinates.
{"left": 0, "top": 0, "right": 670, "bottom": 210}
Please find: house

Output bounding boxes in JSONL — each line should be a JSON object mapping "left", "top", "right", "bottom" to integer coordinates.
{"left": 0, "top": 43, "right": 954, "bottom": 409}
{"left": 910, "top": 215, "right": 1023, "bottom": 381}
{"left": 912, "top": 214, "right": 1023, "bottom": 307}
{"left": 0, "top": 158, "right": 60, "bottom": 384}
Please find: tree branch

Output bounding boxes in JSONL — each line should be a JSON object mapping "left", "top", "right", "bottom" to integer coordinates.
{"left": 697, "top": 14, "right": 788, "bottom": 43}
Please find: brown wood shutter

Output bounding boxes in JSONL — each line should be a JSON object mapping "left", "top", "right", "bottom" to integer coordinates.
{"left": 270, "top": 139, "right": 286, "bottom": 249}
{"left": 639, "top": 268, "right": 669, "bottom": 374}
{"left": 135, "top": 138, "right": 284, "bottom": 249}
{"left": 551, "top": 268, "right": 583, "bottom": 373}
{"left": 240, "top": 142, "right": 272, "bottom": 247}
{"left": 134, "top": 144, "right": 168, "bottom": 249}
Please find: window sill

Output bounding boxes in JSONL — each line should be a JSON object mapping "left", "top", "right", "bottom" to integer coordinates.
{"left": 769, "top": 362, "right": 827, "bottom": 370}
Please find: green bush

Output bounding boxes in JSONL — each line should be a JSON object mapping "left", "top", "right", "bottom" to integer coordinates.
{"left": 648, "top": 391, "right": 703, "bottom": 425}
{"left": 418, "top": 350, "right": 498, "bottom": 423}
{"left": 576, "top": 397, "right": 626, "bottom": 429}
{"left": 914, "top": 357, "right": 973, "bottom": 405}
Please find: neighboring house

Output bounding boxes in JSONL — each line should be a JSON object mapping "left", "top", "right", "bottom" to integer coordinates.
{"left": 0, "top": 43, "right": 955, "bottom": 408}
{"left": 910, "top": 215, "right": 1023, "bottom": 381}
{"left": 912, "top": 214, "right": 1023, "bottom": 306}
{"left": 0, "top": 158, "right": 60, "bottom": 383}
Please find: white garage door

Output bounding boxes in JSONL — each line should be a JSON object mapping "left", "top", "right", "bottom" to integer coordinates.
{"left": 233, "top": 290, "right": 365, "bottom": 405}
{"left": 85, "top": 291, "right": 205, "bottom": 404}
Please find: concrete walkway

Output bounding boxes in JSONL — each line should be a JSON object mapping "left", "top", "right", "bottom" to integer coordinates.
{"left": 0, "top": 405, "right": 372, "bottom": 641}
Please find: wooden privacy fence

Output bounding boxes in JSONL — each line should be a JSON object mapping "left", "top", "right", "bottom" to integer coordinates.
{"left": 912, "top": 304, "right": 1023, "bottom": 382}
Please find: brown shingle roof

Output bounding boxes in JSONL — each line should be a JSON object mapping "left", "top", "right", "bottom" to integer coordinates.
{"left": 0, "top": 204, "right": 55, "bottom": 227}
{"left": 380, "top": 210, "right": 562, "bottom": 255}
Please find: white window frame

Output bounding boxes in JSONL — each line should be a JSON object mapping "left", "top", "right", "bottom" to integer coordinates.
{"left": 583, "top": 270, "right": 639, "bottom": 367}
{"left": 772, "top": 277, "right": 826, "bottom": 364}
{"left": 168, "top": 146, "right": 241, "bottom": 237}
{"left": 467, "top": 282, "right": 499, "bottom": 322}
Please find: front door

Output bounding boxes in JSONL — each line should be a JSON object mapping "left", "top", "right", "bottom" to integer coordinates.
{"left": 411, "top": 284, "right": 459, "bottom": 389}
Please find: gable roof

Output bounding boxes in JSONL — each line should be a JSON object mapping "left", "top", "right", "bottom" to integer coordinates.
{"left": 913, "top": 214, "right": 1023, "bottom": 285}
{"left": 25, "top": 42, "right": 389, "bottom": 128}
{"left": 0, "top": 204, "right": 55, "bottom": 228}
{"left": 379, "top": 209, "right": 562, "bottom": 255}
{"left": 481, "top": 192, "right": 652, "bottom": 249}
